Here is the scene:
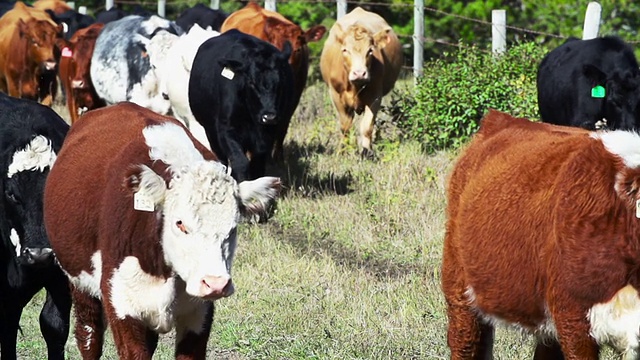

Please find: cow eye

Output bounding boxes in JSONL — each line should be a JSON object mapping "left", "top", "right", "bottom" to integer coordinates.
{"left": 367, "top": 48, "right": 373, "bottom": 56}
{"left": 176, "top": 220, "right": 188, "bottom": 234}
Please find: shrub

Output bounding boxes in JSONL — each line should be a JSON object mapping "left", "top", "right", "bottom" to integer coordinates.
{"left": 397, "top": 42, "right": 547, "bottom": 152}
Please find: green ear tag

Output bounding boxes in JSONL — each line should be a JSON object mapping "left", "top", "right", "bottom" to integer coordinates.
{"left": 591, "top": 85, "right": 606, "bottom": 98}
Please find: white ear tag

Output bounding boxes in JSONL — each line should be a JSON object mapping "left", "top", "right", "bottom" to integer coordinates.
{"left": 134, "top": 192, "right": 155, "bottom": 212}
{"left": 221, "top": 67, "right": 235, "bottom": 80}
{"left": 636, "top": 199, "right": 640, "bottom": 219}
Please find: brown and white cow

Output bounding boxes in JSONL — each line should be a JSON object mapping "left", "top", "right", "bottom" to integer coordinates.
{"left": 443, "top": 109, "right": 640, "bottom": 359}
{"left": 0, "top": 1, "right": 62, "bottom": 105}
{"left": 55, "top": 22, "right": 105, "bottom": 123}
{"left": 44, "top": 102, "right": 281, "bottom": 359}
{"left": 221, "top": 1, "right": 326, "bottom": 160}
{"left": 320, "top": 7, "right": 402, "bottom": 159}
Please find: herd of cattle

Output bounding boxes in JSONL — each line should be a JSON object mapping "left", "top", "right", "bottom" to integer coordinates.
{"left": 1, "top": 0, "right": 640, "bottom": 358}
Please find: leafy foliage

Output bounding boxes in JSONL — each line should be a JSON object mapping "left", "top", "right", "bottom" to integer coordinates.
{"left": 396, "top": 42, "right": 545, "bottom": 152}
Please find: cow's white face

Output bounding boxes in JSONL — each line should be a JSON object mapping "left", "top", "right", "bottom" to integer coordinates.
{"left": 336, "top": 24, "right": 392, "bottom": 86}
{"left": 161, "top": 161, "right": 239, "bottom": 300}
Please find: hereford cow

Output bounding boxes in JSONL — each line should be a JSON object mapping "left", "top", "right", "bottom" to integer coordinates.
{"left": 44, "top": 102, "right": 280, "bottom": 359}
{"left": 176, "top": 3, "right": 227, "bottom": 32}
{"left": 221, "top": 1, "right": 326, "bottom": 160}
{"left": 0, "top": 1, "right": 62, "bottom": 105}
{"left": 56, "top": 23, "right": 105, "bottom": 123}
{"left": 538, "top": 36, "right": 640, "bottom": 130}
{"left": 443, "top": 109, "right": 640, "bottom": 359}
{"left": 90, "top": 15, "right": 182, "bottom": 115}
{"left": 0, "top": 93, "right": 71, "bottom": 360}
{"left": 189, "top": 29, "right": 294, "bottom": 182}
{"left": 320, "top": 7, "right": 402, "bottom": 159}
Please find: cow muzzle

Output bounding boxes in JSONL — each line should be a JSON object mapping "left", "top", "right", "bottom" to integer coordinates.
{"left": 349, "top": 68, "right": 370, "bottom": 86}
{"left": 20, "top": 247, "right": 54, "bottom": 266}
{"left": 199, "top": 276, "right": 234, "bottom": 300}
{"left": 71, "top": 80, "right": 86, "bottom": 89}
{"left": 43, "top": 60, "right": 57, "bottom": 72}
{"left": 261, "top": 113, "right": 277, "bottom": 125}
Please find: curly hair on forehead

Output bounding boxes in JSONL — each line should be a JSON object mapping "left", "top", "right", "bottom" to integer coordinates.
{"left": 346, "top": 24, "right": 372, "bottom": 42}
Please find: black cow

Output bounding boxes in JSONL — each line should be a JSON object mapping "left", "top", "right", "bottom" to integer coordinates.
{"left": 176, "top": 3, "right": 227, "bottom": 32}
{"left": 46, "top": 9, "right": 95, "bottom": 40}
{"left": 189, "top": 29, "right": 293, "bottom": 183}
{"left": 537, "top": 36, "right": 640, "bottom": 130}
{"left": 0, "top": 93, "right": 70, "bottom": 360}
{"left": 94, "top": 6, "right": 126, "bottom": 24}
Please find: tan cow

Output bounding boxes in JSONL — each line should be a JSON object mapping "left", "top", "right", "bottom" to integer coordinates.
{"left": 320, "top": 7, "right": 402, "bottom": 159}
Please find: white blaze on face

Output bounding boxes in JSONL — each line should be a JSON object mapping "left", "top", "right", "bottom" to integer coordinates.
{"left": 7, "top": 135, "right": 57, "bottom": 178}
{"left": 143, "top": 123, "right": 239, "bottom": 298}
{"left": 10, "top": 228, "right": 20, "bottom": 257}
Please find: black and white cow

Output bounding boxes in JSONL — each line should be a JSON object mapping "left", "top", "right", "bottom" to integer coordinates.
{"left": 537, "top": 36, "right": 640, "bottom": 130}
{"left": 175, "top": 3, "right": 227, "bottom": 32}
{"left": 0, "top": 93, "right": 70, "bottom": 360}
{"left": 189, "top": 29, "right": 294, "bottom": 183}
{"left": 90, "top": 14, "right": 183, "bottom": 115}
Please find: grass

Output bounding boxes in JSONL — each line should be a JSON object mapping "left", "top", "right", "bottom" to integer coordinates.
{"left": 12, "top": 79, "right": 620, "bottom": 359}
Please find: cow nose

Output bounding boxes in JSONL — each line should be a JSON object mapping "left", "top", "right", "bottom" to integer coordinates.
{"left": 350, "top": 69, "right": 368, "bottom": 81}
{"left": 71, "top": 80, "right": 85, "bottom": 89}
{"left": 199, "top": 276, "right": 234, "bottom": 299}
{"left": 261, "top": 113, "right": 277, "bottom": 124}
{"left": 20, "top": 247, "right": 54, "bottom": 265}
{"left": 44, "top": 60, "right": 57, "bottom": 71}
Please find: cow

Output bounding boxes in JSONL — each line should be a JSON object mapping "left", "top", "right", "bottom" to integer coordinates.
{"left": 221, "top": 1, "right": 326, "bottom": 160}
{"left": 43, "top": 102, "right": 281, "bottom": 359}
{"left": 32, "top": 0, "right": 70, "bottom": 15}
{"left": 0, "top": 1, "right": 62, "bottom": 105}
{"left": 442, "top": 109, "right": 640, "bottom": 359}
{"left": 162, "top": 24, "right": 218, "bottom": 149}
{"left": 189, "top": 29, "right": 294, "bottom": 183}
{"left": 320, "top": 7, "right": 402, "bottom": 159}
{"left": 94, "top": 6, "right": 126, "bottom": 24}
{"left": 0, "top": 92, "right": 71, "bottom": 360}
{"left": 90, "top": 14, "right": 183, "bottom": 115}
{"left": 176, "top": 3, "right": 227, "bottom": 32}
{"left": 47, "top": 8, "right": 95, "bottom": 40}
{"left": 537, "top": 36, "right": 640, "bottom": 130}
{"left": 55, "top": 23, "right": 105, "bottom": 123}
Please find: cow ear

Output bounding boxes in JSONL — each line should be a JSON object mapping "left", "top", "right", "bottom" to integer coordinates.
{"left": 373, "top": 27, "right": 392, "bottom": 49}
{"left": 55, "top": 38, "right": 70, "bottom": 52}
{"left": 304, "top": 25, "right": 326, "bottom": 43}
{"left": 583, "top": 64, "right": 607, "bottom": 86}
{"left": 218, "top": 59, "right": 244, "bottom": 72}
{"left": 237, "top": 177, "right": 281, "bottom": 217}
{"left": 124, "top": 165, "right": 167, "bottom": 208}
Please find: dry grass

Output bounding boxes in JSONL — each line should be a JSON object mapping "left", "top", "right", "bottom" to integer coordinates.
{"left": 14, "top": 82, "right": 620, "bottom": 359}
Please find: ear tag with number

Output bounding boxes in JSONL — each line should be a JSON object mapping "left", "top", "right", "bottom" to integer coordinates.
{"left": 134, "top": 192, "right": 155, "bottom": 212}
{"left": 61, "top": 47, "right": 73, "bottom": 58}
{"left": 591, "top": 85, "right": 605, "bottom": 98}
{"left": 221, "top": 67, "right": 235, "bottom": 80}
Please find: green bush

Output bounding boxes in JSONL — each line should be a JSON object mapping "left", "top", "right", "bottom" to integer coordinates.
{"left": 397, "top": 42, "right": 547, "bottom": 152}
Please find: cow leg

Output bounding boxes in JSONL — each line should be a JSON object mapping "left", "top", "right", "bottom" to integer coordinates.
{"left": 534, "top": 339, "right": 564, "bottom": 360}
{"left": 175, "top": 302, "right": 214, "bottom": 360}
{"left": 358, "top": 99, "right": 381, "bottom": 160}
{"left": 71, "top": 286, "right": 105, "bottom": 360}
{"left": 103, "top": 296, "right": 153, "bottom": 360}
{"left": 0, "top": 299, "right": 22, "bottom": 360}
{"left": 40, "top": 277, "right": 72, "bottom": 360}
{"left": 67, "top": 88, "right": 79, "bottom": 124}
{"left": 552, "top": 310, "right": 599, "bottom": 359}
{"left": 329, "top": 89, "right": 355, "bottom": 145}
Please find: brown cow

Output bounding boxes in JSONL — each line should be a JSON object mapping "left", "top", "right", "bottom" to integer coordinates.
{"left": 443, "top": 109, "right": 640, "bottom": 359}
{"left": 0, "top": 1, "right": 61, "bottom": 105}
{"left": 320, "top": 7, "right": 402, "bottom": 159}
{"left": 221, "top": 1, "right": 326, "bottom": 160}
{"left": 44, "top": 102, "right": 281, "bottom": 359}
{"left": 55, "top": 23, "right": 105, "bottom": 123}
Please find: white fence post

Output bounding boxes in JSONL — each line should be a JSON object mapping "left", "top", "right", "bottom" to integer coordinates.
{"left": 337, "top": 0, "right": 347, "bottom": 19}
{"left": 492, "top": 10, "right": 506, "bottom": 55}
{"left": 413, "top": 0, "right": 424, "bottom": 82}
{"left": 265, "top": 0, "right": 276, "bottom": 12}
{"left": 105, "top": 0, "right": 114, "bottom": 11}
{"left": 158, "top": 0, "right": 165, "bottom": 17}
{"left": 583, "top": 2, "right": 602, "bottom": 40}
{"left": 210, "top": 0, "right": 219, "bottom": 10}
{"left": 78, "top": 5, "right": 87, "bottom": 14}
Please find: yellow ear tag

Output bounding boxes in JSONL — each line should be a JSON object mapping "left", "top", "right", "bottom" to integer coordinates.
{"left": 134, "top": 192, "right": 155, "bottom": 212}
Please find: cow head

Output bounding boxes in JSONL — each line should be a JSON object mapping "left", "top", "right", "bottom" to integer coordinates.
{"left": 55, "top": 23, "right": 103, "bottom": 92}
{"left": 263, "top": 17, "right": 326, "bottom": 66}
{"left": 334, "top": 23, "right": 393, "bottom": 87}
{"left": 128, "top": 123, "right": 281, "bottom": 300}
{"left": 18, "top": 18, "right": 62, "bottom": 73}
{"left": 584, "top": 64, "right": 640, "bottom": 130}
{"left": 217, "top": 42, "right": 292, "bottom": 126}
{"left": 3, "top": 135, "right": 58, "bottom": 266}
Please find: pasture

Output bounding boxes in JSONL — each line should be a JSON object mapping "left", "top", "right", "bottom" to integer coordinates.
{"left": 14, "top": 80, "right": 620, "bottom": 359}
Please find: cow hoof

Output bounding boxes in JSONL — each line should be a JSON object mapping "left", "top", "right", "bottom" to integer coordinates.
{"left": 360, "top": 148, "right": 375, "bottom": 160}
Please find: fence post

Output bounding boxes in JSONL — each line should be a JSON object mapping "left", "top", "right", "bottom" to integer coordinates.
{"left": 210, "top": 0, "right": 219, "bottom": 10}
{"left": 67, "top": 1, "right": 75, "bottom": 9}
{"left": 265, "top": 0, "right": 276, "bottom": 12}
{"left": 78, "top": 5, "right": 87, "bottom": 14}
{"left": 582, "top": 2, "right": 601, "bottom": 40}
{"left": 491, "top": 10, "right": 506, "bottom": 55}
{"left": 413, "top": 0, "right": 424, "bottom": 83}
{"left": 105, "top": 0, "right": 114, "bottom": 11}
{"left": 158, "top": 0, "right": 165, "bottom": 17}
{"left": 337, "top": 0, "right": 347, "bottom": 19}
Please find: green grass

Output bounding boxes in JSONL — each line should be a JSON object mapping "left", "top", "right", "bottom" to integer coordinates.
{"left": 13, "top": 80, "right": 620, "bottom": 359}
